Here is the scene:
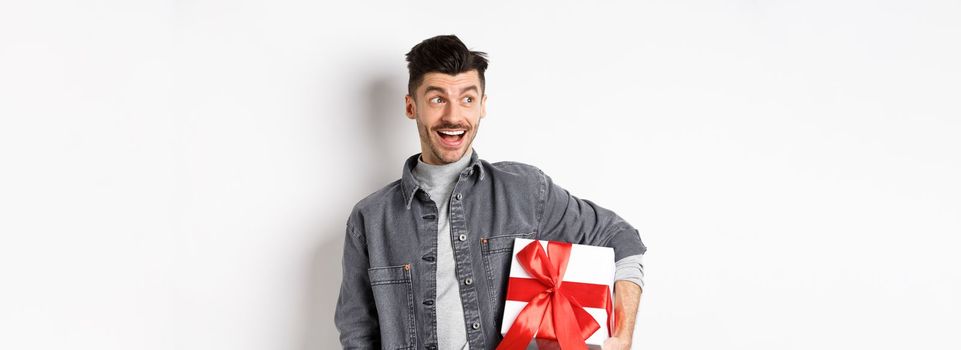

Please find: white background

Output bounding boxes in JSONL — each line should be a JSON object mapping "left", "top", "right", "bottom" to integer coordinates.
{"left": 1, "top": 1, "right": 959, "bottom": 349}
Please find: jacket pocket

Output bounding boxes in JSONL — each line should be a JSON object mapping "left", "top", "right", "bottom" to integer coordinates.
{"left": 480, "top": 231, "right": 534, "bottom": 330}
{"left": 368, "top": 264, "right": 416, "bottom": 350}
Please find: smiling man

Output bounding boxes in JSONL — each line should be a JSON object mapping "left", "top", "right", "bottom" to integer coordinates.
{"left": 409, "top": 69, "right": 483, "bottom": 165}
{"left": 335, "top": 35, "right": 647, "bottom": 350}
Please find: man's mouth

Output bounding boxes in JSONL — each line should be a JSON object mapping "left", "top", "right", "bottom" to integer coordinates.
{"left": 435, "top": 129, "right": 467, "bottom": 148}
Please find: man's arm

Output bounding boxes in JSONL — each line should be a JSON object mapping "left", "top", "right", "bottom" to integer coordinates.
{"left": 334, "top": 221, "right": 380, "bottom": 349}
{"left": 535, "top": 169, "right": 647, "bottom": 349}
{"left": 604, "top": 280, "right": 642, "bottom": 350}
{"left": 535, "top": 168, "right": 647, "bottom": 261}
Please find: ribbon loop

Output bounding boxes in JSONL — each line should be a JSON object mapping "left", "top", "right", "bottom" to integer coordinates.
{"left": 497, "top": 240, "right": 614, "bottom": 350}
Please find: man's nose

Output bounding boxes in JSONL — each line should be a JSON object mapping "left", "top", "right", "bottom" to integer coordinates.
{"left": 442, "top": 101, "right": 463, "bottom": 121}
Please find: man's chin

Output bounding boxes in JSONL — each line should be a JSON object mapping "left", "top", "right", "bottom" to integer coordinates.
{"left": 439, "top": 150, "right": 464, "bottom": 163}
{"left": 432, "top": 145, "right": 467, "bottom": 164}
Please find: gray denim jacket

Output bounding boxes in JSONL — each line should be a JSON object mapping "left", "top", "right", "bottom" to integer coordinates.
{"left": 335, "top": 149, "right": 647, "bottom": 350}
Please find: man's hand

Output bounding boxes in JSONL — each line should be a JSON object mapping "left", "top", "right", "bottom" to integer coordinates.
{"left": 602, "top": 335, "right": 632, "bottom": 350}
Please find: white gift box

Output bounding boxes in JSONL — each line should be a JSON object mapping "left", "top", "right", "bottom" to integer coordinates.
{"left": 499, "top": 238, "right": 615, "bottom": 349}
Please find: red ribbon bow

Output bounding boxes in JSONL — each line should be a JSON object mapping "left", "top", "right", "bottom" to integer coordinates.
{"left": 497, "top": 240, "right": 614, "bottom": 350}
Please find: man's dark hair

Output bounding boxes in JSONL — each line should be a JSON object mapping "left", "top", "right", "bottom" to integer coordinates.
{"left": 405, "top": 35, "right": 488, "bottom": 97}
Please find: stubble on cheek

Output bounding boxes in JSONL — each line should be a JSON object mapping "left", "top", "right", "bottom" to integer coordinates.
{"left": 416, "top": 120, "right": 441, "bottom": 161}
{"left": 415, "top": 119, "right": 430, "bottom": 146}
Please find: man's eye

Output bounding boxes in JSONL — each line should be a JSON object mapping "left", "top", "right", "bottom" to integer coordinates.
{"left": 463, "top": 96, "right": 474, "bottom": 103}
{"left": 430, "top": 97, "right": 444, "bottom": 104}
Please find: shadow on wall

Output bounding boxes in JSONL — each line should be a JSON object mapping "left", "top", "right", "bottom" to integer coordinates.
{"left": 302, "top": 72, "right": 407, "bottom": 349}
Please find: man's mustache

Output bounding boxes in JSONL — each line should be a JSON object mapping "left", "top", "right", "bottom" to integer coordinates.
{"left": 432, "top": 124, "right": 470, "bottom": 131}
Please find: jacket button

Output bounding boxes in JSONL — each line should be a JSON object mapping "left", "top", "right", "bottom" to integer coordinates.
{"left": 422, "top": 255, "right": 435, "bottom": 262}
{"left": 458, "top": 234, "right": 467, "bottom": 241}
{"left": 472, "top": 322, "right": 480, "bottom": 330}
{"left": 455, "top": 193, "right": 462, "bottom": 200}
{"left": 464, "top": 278, "right": 473, "bottom": 285}
{"left": 423, "top": 299, "right": 434, "bottom": 306}
{"left": 426, "top": 345, "right": 437, "bottom": 350}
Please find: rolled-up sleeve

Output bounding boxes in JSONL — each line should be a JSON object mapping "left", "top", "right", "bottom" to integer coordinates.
{"left": 614, "top": 254, "right": 645, "bottom": 289}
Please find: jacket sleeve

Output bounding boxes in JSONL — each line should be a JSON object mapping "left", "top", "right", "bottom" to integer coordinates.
{"left": 535, "top": 169, "right": 647, "bottom": 261}
{"left": 334, "top": 221, "right": 381, "bottom": 349}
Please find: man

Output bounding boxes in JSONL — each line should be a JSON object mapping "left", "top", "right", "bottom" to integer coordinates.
{"left": 335, "top": 35, "right": 647, "bottom": 350}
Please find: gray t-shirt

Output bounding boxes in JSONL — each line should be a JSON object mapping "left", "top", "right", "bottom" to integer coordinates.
{"left": 412, "top": 148, "right": 645, "bottom": 350}
{"left": 412, "top": 149, "right": 474, "bottom": 350}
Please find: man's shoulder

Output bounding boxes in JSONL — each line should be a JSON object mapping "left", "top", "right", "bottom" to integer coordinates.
{"left": 486, "top": 159, "right": 546, "bottom": 179}
{"left": 347, "top": 179, "right": 403, "bottom": 223}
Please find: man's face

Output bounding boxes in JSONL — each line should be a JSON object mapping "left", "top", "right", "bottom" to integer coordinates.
{"left": 405, "top": 70, "right": 486, "bottom": 165}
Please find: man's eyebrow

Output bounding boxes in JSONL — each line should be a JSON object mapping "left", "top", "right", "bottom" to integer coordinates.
{"left": 422, "top": 85, "right": 480, "bottom": 95}
{"left": 423, "top": 86, "right": 446, "bottom": 95}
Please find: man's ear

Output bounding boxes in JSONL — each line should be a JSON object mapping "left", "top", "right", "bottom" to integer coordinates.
{"left": 405, "top": 95, "right": 416, "bottom": 119}
{"left": 480, "top": 94, "right": 487, "bottom": 119}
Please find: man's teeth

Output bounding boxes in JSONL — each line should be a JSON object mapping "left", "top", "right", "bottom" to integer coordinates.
{"left": 439, "top": 130, "right": 465, "bottom": 136}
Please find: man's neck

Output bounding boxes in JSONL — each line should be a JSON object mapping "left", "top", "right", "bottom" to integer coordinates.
{"left": 413, "top": 148, "right": 473, "bottom": 189}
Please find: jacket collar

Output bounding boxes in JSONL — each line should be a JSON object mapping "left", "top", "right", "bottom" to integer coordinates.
{"left": 401, "top": 147, "right": 485, "bottom": 210}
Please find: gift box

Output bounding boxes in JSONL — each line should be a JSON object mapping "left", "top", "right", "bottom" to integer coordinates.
{"left": 498, "top": 238, "right": 615, "bottom": 350}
